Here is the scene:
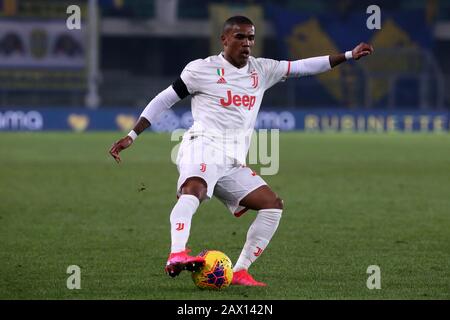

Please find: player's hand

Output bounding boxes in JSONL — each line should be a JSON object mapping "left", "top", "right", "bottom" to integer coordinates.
{"left": 352, "top": 42, "right": 374, "bottom": 60}
{"left": 109, "top": 136, "right": 133, "bottom": 163}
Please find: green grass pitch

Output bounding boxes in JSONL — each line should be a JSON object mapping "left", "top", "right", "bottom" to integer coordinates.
{"left": 0, "top": 132, "right": 449, "bottom": 299}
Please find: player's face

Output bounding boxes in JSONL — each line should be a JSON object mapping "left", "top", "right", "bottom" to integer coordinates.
{"left": 222, "top": 24, "right": 255, "bottom": 68}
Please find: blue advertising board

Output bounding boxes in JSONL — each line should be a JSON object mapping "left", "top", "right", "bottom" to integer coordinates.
{"left": 0, "top": 107, "right": 448, "bottom": 132}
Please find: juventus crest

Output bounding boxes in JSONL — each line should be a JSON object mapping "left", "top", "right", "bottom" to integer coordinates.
{"left": 250, "top": 71, "right": 259, "bottom": 88}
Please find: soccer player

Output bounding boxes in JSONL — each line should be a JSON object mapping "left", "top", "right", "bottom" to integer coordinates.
{"left": 109, "top": 16, "right": 373, "bottom": 286}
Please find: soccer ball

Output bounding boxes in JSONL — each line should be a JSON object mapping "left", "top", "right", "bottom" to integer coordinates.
{"left": 191, "top": 250, "right": 233, "bottom": 290}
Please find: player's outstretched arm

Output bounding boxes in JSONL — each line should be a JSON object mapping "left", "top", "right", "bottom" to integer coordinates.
{"left": 109, "top": 117, "right": 150, "bottom": 163}
{"left": 289, "top": 42, "right": 374, "bottom": 77}
{"left": 329, "top": 42, "right": 374, "bottom": 67}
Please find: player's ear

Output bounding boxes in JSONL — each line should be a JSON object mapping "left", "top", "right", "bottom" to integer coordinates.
{"left": 221, "top": 34, "right": 227, "bottom": 47}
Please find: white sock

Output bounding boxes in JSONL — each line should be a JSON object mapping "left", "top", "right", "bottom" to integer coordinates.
{"left": 233, "top": 208, "right": 282, "bottom": 272}
{"left": 170, "top": 194, "right": 200, "bottom": 253}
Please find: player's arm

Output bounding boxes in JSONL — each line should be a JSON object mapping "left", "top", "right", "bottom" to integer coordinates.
{"left": 289, "top": 42, "right": 374, "bottom": 76}
{"left": 109, "top": 78, "right": 190, "bottom": 163}
{"left": 329, "top": 42, "right": 374, "bottom": 67}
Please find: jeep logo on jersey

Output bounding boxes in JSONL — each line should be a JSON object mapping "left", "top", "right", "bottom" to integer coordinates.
{"left": 220, "top": 90, "right": 256, "bottom": 110}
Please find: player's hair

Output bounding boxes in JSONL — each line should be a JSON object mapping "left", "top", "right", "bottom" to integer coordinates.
{"left": 222, "top": 16, "right": 254, "bottom": 34}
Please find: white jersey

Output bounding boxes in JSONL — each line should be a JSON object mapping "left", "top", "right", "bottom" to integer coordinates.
{"left": 180, "top": 53, "right": 290, "bottom": 165}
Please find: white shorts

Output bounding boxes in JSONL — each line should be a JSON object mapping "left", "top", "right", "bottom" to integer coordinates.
{"left": 176, "top": 136, "right": 267, "bottom": 217}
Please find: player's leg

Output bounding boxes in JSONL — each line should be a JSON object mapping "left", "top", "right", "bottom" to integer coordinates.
{"left": 165, "top": 177, "right": 208, "bottom": 277}
{"left": 238, "top": 184, "right": 283, "bottom": 210}
{"left": 233, "top": 185, "right": 283, "bottom": 284}
{"left": 170, "top": 177, "right": 207, "bottom": 253}
{"left": 166, "top": 135, "right": 227, "bottom": 277}
{"left": 166, "top": 162, "right": 219, "bottom": 277}
{"left": 214, "top": 166, "right": 283, "bottom": 286}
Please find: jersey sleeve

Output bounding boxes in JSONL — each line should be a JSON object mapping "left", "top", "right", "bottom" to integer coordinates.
{"left": 257, "top": 58, "right": 290, "bottom": 90}
{"left": 179, "top": 59, "right": 203, "bottom": 94}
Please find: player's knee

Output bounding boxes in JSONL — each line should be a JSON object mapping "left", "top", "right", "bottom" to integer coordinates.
{"left": 181, "top": 177, "right": 208, "bottom": 201}
{"left": 260, "top": 196, "right": 283, "bottom": 210}
{"left": 273, "top": 196, "right": 284, "bottom": 210}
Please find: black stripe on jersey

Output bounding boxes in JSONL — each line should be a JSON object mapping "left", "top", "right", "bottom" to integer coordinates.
{"left": 171, "top": 77, "right": 190, "bottom": 99}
